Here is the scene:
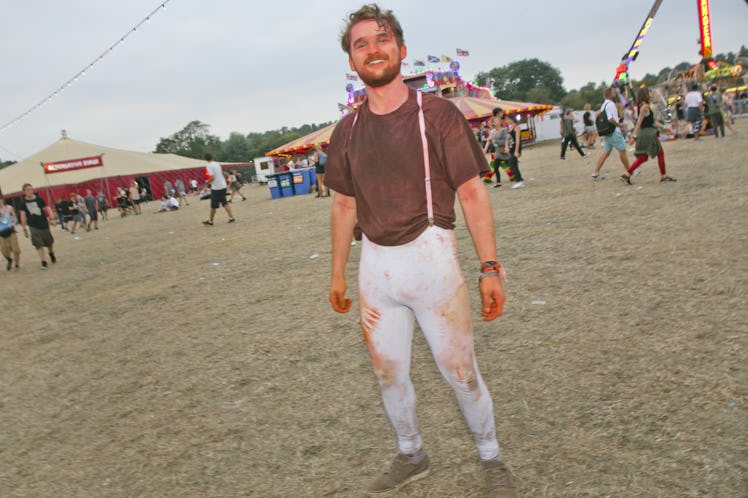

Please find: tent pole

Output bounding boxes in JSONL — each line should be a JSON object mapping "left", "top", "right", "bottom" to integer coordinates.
{"left": 40, "top": 161, "right": 52, "bottom": 204}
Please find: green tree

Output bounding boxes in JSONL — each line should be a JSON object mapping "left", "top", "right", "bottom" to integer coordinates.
{"left": 221, "top": 132, "right": 251, "bottom": 162}
{"left": 673, "top": 61, "right": 693, "bottom": 72}
{"left": 154, "top": 120, "right": 222, "bottom": 159}
{"left": 526, "top": 86, "right": 552, "bottom": 105}
{"left": 639, "top": 73, "right": 660, "bottom": 87}
{"left": 560, "top": 82, "right": 607, "bottom": 110}
{"left": 476, "top": 58, "right": 565, "bottom": 103}
{"left": 657, "top": 67, "right": 673, "bottom": 82}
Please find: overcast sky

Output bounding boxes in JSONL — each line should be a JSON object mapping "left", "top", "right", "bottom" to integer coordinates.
{"left": 1, "top": 0, "right": 746, "bottom": 160}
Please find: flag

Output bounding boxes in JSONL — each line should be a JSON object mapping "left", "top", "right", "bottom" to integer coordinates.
{"left": 345, "top": 73, "right": 358, "bottom": 81}
{"left": 414, "top": 59, "right": 425, "bottom": 67}
{"left": 427, "top": 55, "right": 439, "bottom": 63}
{"left": 441, "top": 54, "right": 452, "bottom": 63}
{"left": 456, "top": 48, "right": 470, "bottom": 57}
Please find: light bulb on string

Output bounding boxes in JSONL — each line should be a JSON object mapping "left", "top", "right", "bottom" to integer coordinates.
{"left": 0, "top": 0, "right": 175, "bottom": 134}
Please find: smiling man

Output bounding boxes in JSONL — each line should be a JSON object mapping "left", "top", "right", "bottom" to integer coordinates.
{"left": 325, "top": 4, "right": 517, "bottom": 496}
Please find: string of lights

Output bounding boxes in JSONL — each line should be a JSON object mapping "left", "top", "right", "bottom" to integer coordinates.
{"left": 0, "top": 1, "right": 173, "bottom": 135}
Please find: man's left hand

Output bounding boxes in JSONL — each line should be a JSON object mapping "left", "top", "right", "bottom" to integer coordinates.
{"left": 479, "top": 276, "right": 505, "bottom": 321}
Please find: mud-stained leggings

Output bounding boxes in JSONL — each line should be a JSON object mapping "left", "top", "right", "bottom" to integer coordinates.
{"left": 358, "top": 225, "right": 501, "bottom": 461}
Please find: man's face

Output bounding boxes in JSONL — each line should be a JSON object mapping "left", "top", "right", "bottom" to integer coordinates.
{"left": 23, "top": 185, "right": 34, "bottom": 197}
{"left": 348, "top": 19, "right": 406, "bottom": 88}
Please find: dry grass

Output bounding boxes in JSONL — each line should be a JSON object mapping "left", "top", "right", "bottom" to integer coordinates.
{"left": 1, "top": 121, "right": 746, "bottom": 497}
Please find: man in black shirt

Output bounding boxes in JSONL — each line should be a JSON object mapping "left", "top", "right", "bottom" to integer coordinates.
{"left": 18, "top": 183, "right": 57, "bottom": 269}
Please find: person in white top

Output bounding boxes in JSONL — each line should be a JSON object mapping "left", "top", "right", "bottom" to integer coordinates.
{"left": 684, "top": 83, "right": 704, "bottom": 138}
{"left": 157, "top": 194, "right": 180, "bottom": 212}
{"left": 202, "top": 153, "right": 235, "bottom": 226}
{"left": 592, "top": 87, "right": 631, "bottom": 180}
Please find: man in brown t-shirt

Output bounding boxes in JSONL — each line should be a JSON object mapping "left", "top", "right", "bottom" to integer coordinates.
{"left": 326, "top": 5, "right": 516, "bottom": 497}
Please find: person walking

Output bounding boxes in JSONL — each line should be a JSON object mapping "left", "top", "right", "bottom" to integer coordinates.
{"left": 175, "top": 178, "right": 191, "bottom": 206}
{"left": 68, "top": 192, "right": 86, "bottom": 234}
{"left": 592, "top": 87, "right": 631, "bottom": 180}
{"left": 326, "top": 5, "right": 516, "bottom": 496}
{"left": 313, "top": 146, "right": 329, "bottom": 197}
{"left": 581, "top": 103, "right": 597, "bottom": 148}
{"left": 17, "top": 183, "right": 57, "bottom": 269}
{"left": 202, "top": 153, "right": 235, "bottom": 225}
{"left": 227, "top": 171, "right": 246, "bottom": 202}
{"left": 560, "top": 109, "right": 588, "bottom": 160}
{"left": 705, "top": 85, "right": 725, "bottom": 139}
{"left": 84, "top": 189, "right": 99, "bottom": 230}
{"left": 503, "top": 113, "right": 525, "bottom": 188}
{"left": 620, "top": 87, "right": 677, "bottom": 185}
{"left": 128, "top": 181, "right": 142, "bottom": 215}
{"left": 54, "top": 195, "right": 73, "bottom": 232}
{"left": 684, "top": 83, "right": 704, "bottom": 139}
{"left": 482, "top": 108, "right": 511, "bottom": 188}
{"left": 0, "top": 195, "right": 21, "bottom": 271}
{"left": 96, "top": 191, "right": 109, "bottom": 220}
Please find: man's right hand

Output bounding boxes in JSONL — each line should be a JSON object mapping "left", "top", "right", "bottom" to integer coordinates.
{"left": 329, "top": 276, "right": 352, "bottom": 313}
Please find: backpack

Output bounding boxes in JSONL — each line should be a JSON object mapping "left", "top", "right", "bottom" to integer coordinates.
{"left": 595, "top": 103, "right": 616, "bottom": 136}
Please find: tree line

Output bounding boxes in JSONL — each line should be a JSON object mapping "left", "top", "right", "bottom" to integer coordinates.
{"left": 153, "top": 120, "right": 334, "bottom": 163}
{"left": 475, "top": 46, "right": 747, "bottom": 111}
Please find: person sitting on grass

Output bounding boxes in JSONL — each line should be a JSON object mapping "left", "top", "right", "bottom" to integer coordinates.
{"left": 156, "top": 194, "right": 180, "bottom": 212}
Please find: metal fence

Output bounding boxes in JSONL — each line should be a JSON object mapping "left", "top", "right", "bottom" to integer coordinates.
{"left": 734, "top": 98, "right": 748, "bottom": 117}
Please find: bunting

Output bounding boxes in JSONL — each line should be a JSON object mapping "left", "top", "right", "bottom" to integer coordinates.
{"left": 427, "top": 55, "right": 440, "bottom": 63}
{"left": 456, "top": 48, "right": 470, "bottom": 57}
{"left": 441, "top": 55, "right": 452, "bottom": 63}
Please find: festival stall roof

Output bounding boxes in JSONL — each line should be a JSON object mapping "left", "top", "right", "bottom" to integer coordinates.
{"left": 0, "top": 136, "right": 208, "bottom": 198}
{"left": 266, "top": 96, "right": 552, "bottom": 157}
{"left": 266, "top": 122, "right": 338, "bottom": 157}
{"left": 447, "top": 95, "right": 553, "bottom": 122}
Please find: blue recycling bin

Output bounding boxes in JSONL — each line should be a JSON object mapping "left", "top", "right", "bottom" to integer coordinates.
{"left": 267, "top": 174, "right": 282, "bottom": 199}
{"left": 267, "top": 172, "right": 294, "bottom": 199}
{"left": 291, "top": 170, "right": 309, "bottom": 195}
{"left": 291, "top": 168, "right": 315, "bottom": 195}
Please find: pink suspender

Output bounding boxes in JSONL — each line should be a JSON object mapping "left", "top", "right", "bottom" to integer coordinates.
{"left": 349, "top": 91, "right": 435, "bottom": 226}
{"left": 416, "top": 91, "right": 434, "bottom": 226}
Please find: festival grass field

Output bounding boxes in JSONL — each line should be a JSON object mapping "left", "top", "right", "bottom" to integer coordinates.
{"left": 1, "top": 121, "right": 746, "bottom": 497}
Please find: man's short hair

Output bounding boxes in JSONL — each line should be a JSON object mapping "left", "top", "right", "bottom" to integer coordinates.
{"left": 340, "top": 3, "right": 404, "bottom": 55}
{"left": 204, "top": 153, "right": 213, "bottom": 161}
{"left": 492, "top": 107, "right": 503, "bottom": 117}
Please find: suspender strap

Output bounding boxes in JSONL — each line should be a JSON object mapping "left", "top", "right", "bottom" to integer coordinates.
{"left": 416, "top": 91, "right": 434, "bottom": 226}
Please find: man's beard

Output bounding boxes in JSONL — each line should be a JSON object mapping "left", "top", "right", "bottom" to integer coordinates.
{"left": 356, "top": 56, "right": 401, "bottom": 88}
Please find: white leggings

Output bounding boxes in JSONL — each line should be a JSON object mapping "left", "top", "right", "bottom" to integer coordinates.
{"left": 358, "top": 226, "right": 500, "bottom": 460}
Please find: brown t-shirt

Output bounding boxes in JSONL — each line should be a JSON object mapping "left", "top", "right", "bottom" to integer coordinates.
{"left": 325, "top": 89, "right": 488, "bottom": 246}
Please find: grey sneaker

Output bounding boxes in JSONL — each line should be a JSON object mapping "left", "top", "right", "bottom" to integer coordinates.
{"left": 481, "top": 458, "right": 517, "bottom": 497}
{"left": 367, "top": 450, "right": 430, "bottom": 495}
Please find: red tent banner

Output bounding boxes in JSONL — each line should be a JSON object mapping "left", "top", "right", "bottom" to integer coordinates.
{"left": 43, "top": 155, "right": 103, "bottom": 174}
